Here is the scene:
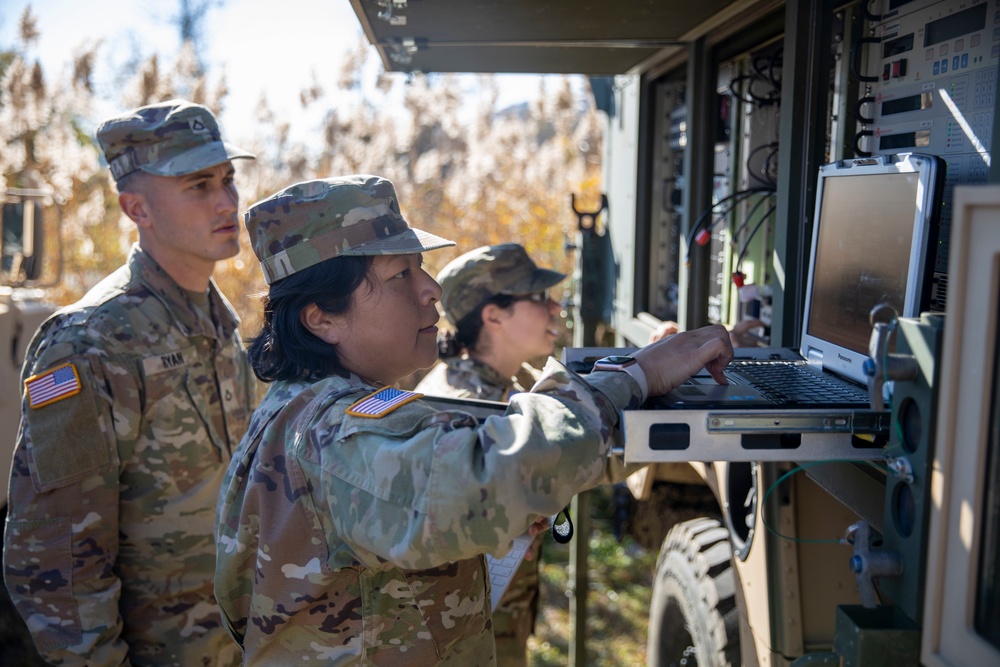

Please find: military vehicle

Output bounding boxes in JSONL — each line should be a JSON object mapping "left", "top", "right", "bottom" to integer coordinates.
{"left": 1, "top": 188, "right": 56, "bottom": 518}
{"left": 351, "top": 1, "right": 999, "bottom": 665}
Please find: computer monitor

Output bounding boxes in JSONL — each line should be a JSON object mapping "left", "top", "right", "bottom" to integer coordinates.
{"left": 922, "top": 185, "right": 1000, "bottom": 667}
{"left": 803, "top": 154, "right": 943, "bottom": 359}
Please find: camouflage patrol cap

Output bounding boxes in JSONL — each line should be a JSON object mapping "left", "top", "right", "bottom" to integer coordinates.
{"left": 437, "top": 243, "right": 566, "bottom": 324}
{"left": 245, "top": 175, "right": 455, "bottom": 285}
{"left": 96, "top": 99, "right": 255, "bottom": 183}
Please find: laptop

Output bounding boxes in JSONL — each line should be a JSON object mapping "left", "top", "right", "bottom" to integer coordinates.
{"left": 649, "top": 152, "right": 944, "bottom": 411}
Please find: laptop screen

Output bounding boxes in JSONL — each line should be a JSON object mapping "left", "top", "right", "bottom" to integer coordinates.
{"left": 800, "top": 154, "right": 942, "bottom": 381}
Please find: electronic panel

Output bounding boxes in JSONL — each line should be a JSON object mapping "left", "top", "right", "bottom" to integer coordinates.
{"left": 863, "top": 0, "right": 998, "bottom": 309}
{"left": 646, "top": 78, "right": 686, "bottom": 324}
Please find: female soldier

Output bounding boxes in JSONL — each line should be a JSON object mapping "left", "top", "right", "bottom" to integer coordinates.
{"left": 215, "top": 175, "right": 733, "bottom": 665}
{"left": 415, "top": 243, "right": 567, "bottom": 666}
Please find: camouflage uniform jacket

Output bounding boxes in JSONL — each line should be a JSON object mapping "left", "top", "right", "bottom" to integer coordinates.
{"left": 4, "top": 245, "right": 254, "bottom": 667}
{"left": 415, "top": 356, "right": 539, "bottom": 402}
{"left": 215, "top": 359, "right": 643, "bottom": 665}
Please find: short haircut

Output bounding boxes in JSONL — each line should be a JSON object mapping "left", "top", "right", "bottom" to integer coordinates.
{"left": 246, "top": 255, "right": 374, "bottom": 382}
{"left": 115, "top": 170, "right": 150, "bottom": 194}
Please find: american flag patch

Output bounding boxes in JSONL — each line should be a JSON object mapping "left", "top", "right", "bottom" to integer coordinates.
{"left": 25, "top": 363, "right": 82, "bottom": 409}
{"left": 346, "top": 387, "right": 422, "bottom": 418}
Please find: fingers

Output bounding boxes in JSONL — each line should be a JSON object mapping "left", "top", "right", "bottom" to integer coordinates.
{"left": 634, "top": 324, "right": 734, "bottom": 396}
{"left": 527, "top": 517, "right": 550, "bottom": 538}
{"left": 729, "top": 318, "right": 766, "bottom": 348}
{"left": 731, "top": 318, "right": 765, "bottom": 334}
{"left": 648, "top": 320, "right": 680, "bottom": 343}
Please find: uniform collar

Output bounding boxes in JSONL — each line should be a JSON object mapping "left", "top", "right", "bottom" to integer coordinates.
{"left": 128, "top": 244, "right": 240, "bottom": 340}
{"left": 447, "top": 355, "right": 516, "bottom": 389}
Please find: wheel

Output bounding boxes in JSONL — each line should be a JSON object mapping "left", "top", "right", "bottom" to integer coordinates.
{"left": 646, "top": 517, "right": 740, "bottom": 667}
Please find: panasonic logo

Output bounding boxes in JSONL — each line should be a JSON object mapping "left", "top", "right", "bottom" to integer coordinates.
{"left": 837, "top": 353, "right": 854, "bottom": 363}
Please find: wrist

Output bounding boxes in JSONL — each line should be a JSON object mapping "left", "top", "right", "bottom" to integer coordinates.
{"left": 591, "top": 355, "right": 648, "bottom": 403}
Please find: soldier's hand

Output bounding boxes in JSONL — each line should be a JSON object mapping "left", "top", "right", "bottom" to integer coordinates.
{"left": 647, "top": 320, "right": 679, "bottom": 343}
{"left": 632, "top": 324, "right": 733, "bottom": 396}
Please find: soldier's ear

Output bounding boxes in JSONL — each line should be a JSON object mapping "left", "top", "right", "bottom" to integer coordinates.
{"left": 481, "top": 303, "right": 508, "bottom": 328}
{"left": 118, "top": 190, "right": 151, "bottom": 228}
{"left": 301, "top": 304, "right": 341, "bottom": 345}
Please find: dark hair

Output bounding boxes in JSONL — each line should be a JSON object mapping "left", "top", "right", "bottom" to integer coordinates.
{"left": 115, "top": 170, "right": 149, "bottom": 194}
{"left": 437, "top": 293, "right": 515, "bottom": 358}
{"left": 246, "top": 255, "right": 374, "bottom": 382}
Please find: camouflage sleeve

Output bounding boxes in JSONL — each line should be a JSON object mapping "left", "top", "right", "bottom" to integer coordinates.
{"left": 3, "top": 326, "right": 133, "bottom": 666}
{"left": 327, "top": 359, "right": 639, "bottom": 570}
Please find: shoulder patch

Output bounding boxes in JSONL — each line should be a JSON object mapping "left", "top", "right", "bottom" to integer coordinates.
{"left": 24, "top": 362, "right": 82, "bottom": 409}
{"left": 346, "top": 387, "right": 423, "bottom": 418}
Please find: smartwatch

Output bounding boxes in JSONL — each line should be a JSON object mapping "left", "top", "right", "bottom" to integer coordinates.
{"left": 591, "top": 355, "right": 648, "bottom": 402}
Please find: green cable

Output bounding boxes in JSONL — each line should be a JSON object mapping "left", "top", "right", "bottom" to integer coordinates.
{"left": 760, "top": 459, "right": 888, "bottom": 544}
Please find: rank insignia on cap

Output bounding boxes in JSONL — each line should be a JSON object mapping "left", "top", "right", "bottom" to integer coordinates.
{"left": 25, "top": 362, "right": 82, "bottom": 409}
{"left": 346, "top": 387, "right": 422, "bottom": 418}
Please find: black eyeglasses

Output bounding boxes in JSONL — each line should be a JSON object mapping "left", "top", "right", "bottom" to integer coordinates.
{"left": 512, "top": 289, "right": 551, "bottom": 304}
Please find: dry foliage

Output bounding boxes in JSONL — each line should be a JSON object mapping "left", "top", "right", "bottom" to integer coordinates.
{"left": 3, "top": 7, "right": 605, "bottom": 350}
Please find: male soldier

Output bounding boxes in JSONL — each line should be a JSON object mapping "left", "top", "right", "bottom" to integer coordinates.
{"left": 3, "top": 99, "right": 256, "bottom": 666}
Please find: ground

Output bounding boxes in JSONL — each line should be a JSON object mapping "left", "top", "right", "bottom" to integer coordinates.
{"left": 529, "top": 486, "right": 659, "bottom": 667}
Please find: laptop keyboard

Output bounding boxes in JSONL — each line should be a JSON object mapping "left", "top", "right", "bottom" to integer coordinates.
{"left": 727, "top": 360, "right": 872, "bottom": 404}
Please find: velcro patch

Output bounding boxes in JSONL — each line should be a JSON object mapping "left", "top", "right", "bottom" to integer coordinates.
{"left": 25, "top": 363, "right": 82, "bottom": 409}
{"left": 142, "top": 347, "right": 192, "bottom": 376}
{"left": 346, "top": 387, "right": 422, "bottom": 418}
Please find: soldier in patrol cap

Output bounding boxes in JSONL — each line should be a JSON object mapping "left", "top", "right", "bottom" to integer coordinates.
{"left": 416, "top": 243, "right": 567, "bottom": 666}
{"left": 4, "top": 99, "right": 257, "bottom": 666}
{"left": 215, "top": 174, "right": 734, "bottom": 665}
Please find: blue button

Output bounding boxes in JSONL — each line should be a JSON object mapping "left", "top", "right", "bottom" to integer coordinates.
{"left": 962, "top": 53, "right": 969, "bottom": 68}
{"left": 934, "top": 61, "right": 940, "bottom": 75}
{"left": 942, "top": 59, "right": 949, "bottom": 72}
{"left": 953, "top": 55, "right": 960, "bottom": 70}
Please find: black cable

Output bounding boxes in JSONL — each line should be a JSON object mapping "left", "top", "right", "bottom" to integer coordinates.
{"left": 854, "top": 130, "right": 874, "bottom": 157}
{"left": 747, "top": 142, "right": 780, "bottom": 187}
{"left": 735, "top": 204, "right": 777, "bottom": 273}
{"left": 684, "top": 188, "right": 775, "bottom": 263}
{"left": 854, "top": 95, "right": 875, "bottom": 124}
{"left": 728, "top": 75, "right": 756, "bottom": 104}
{"left": 763, "top": 147, "right": 780, "bottom": 187}
{"left": 730, "top": 192, "right": 774, "bottom": 247}
{"left": 765, "top": 48, "right": 783, "bottom": 91}
{"left": 861, "top": 0, "right": 883, "bottom": 23}
{"left": 850, "top": 37, "right": 882, "bottom": 83}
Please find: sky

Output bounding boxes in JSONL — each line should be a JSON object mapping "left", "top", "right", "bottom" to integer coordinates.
{"left": 0, "top": 0, "right": 562, "bottom": 145}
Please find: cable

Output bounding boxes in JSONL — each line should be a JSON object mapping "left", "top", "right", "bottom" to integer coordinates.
{"left": 730, "top": 192, "right": 774, "bottom": 250}
{"left": 861, "top": 0, "right": 883, "bottom": 22}
{"left": 850, "top": 37, "right": 882, "bottom": 83}
{"left": 760, "top": 459, "right": 889, "bottom": 544}
{"left": 684, "top": 188, "right": 775, "bottom": 264}
{"left": 747, "top": 142, "right": 780, "bottom": 187}
{"left": 735, "top": 204, "right": 777, "bottom": 273}
{"left": 854, "top": 129, "right": 874, "bottom": 157}
{"left": 728, "top": 75, "right": 756, "bottom": 104}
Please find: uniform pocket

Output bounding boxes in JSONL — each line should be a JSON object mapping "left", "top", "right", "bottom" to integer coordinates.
{"left": 402, "top": 556, "right": 491, "bottom": 657}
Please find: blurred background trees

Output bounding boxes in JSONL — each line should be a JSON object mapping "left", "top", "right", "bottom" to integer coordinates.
{"left": 1, "top": 3, "right": 604, "bottom": 342}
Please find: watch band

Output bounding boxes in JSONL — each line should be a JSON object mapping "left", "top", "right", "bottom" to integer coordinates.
{"left": 591, "top": 355, "right": 648, "bottom": 402}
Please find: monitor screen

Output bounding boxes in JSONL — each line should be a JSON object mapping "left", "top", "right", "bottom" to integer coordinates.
{"left": 805, "top": 171, "right": 921, "bottom": 354}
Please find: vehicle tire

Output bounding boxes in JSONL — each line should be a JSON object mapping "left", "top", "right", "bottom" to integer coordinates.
{"left": 646, "top": 517, "right": 740, "bottom": 667}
